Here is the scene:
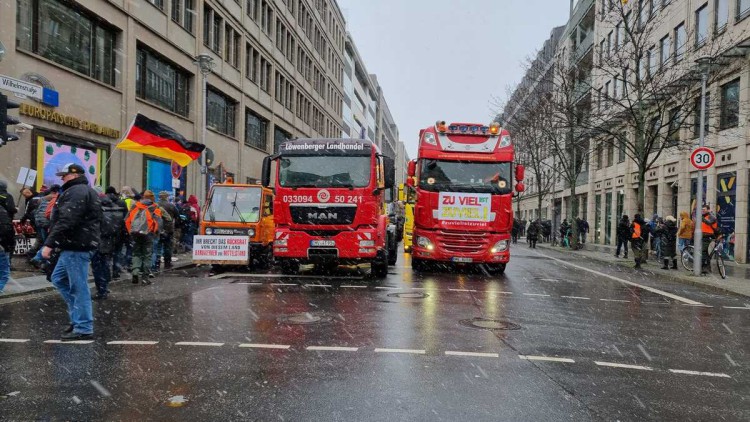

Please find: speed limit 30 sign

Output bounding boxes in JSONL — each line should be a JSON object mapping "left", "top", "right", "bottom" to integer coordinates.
{"left": 690, "top": 147, "right": 715, "bottom": 170}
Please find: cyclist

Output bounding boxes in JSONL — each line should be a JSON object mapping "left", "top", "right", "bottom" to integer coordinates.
{"left": 699, "top": 204, "right": 721, "bottom": 272}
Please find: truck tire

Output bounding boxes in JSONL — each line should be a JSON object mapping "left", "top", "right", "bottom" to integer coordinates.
{"left": 371, "top": 250, "right": 389, "bottom": 278}
{"left": 279, "top": 259, "right": 300, "bottom": 275}
{"left": 256, "top": 247, "right": 273, "bottom": 269}
{"left": 486, "top": 263, "right": 506, "bottom": 274}
{"left": 411, "top": 257, "right": 426, "bottom": 272}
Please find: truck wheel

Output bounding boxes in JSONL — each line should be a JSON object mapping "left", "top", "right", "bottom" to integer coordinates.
{"left": 411, "top": 257, "right": 426, "bottom": 272}
{"left": 371, "top": 250, "right": 389, "bottom": 278}
{"left": 257, "top": 247, "right": 273, "bottom": 269}
{"left": 486, "top": 263, "right": 506, "bottom": 274}
{"left": 280, "top": 260, "right": 299, "bottom": 275}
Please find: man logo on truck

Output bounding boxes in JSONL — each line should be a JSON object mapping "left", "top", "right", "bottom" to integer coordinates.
{"left": 308, "top": 211, "right": 338, "bottom": 221}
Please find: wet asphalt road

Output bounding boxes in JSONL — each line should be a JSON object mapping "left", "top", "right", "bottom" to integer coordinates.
{"left": 0, "top": 245, "right": 749, "bottom": 421}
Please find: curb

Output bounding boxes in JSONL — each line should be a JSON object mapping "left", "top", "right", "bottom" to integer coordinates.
{"left": 534, "top": 243, "right": 750, "bottom": 298}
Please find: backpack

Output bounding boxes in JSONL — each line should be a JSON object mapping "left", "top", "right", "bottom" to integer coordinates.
{"left": 35, "top": 198, "right": 51, "bottom": 229}
{"left": 102, "top": 203, "right": 126, "bottom": 239}
{"left": 126, "top": 204, "right": 160, "bottom": 236}
{"left": 158, "top": 206, "right": 174, "bottom": 234}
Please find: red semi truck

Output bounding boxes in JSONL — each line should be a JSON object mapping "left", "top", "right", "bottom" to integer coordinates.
{"left": 262, "top": 138, "right": 396, "bottom": 278}
{"left": 407, "top": 121, "right": 525, "bottom": 273}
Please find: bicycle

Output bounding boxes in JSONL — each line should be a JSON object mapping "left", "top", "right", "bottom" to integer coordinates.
{"left": 680, "top": 237, "right": 726, "bottom": 279}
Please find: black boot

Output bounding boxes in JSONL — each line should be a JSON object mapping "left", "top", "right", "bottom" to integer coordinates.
{"left": 671, "top": 259, "right": 678, "bottom": 269}
{"left": 661, "top": 259, "right": 669, "bottom": 270}
{"left": 634, "top": 259, "right": 641, "bottom": 269}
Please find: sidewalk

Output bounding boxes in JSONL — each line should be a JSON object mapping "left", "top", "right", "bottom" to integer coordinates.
{"left": 534, "top": 241, "right": 750, "bottom": 297}
{"left": 0, "top": 252, "right": 196, "bottom": 300}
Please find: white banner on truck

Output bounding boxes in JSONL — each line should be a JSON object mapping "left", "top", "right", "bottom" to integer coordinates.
{"left": 437, "top": 192, "right": 491, "bottom": 222}
{"left": 192, "top": 236, "right": 249, "bottom": 262}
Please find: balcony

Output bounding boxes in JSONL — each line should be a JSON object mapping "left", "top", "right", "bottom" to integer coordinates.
{"left": 573, "top": 77, "right": 592, "bottom": 104}
{"left": 571, "top": 30, "right": 594, "bottom": 65}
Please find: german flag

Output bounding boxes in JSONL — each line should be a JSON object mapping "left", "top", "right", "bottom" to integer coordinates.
{"left": 117, "top": 114, "right": 205, "bottom": 167}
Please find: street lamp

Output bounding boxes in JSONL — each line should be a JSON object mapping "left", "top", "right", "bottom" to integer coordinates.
{"left": 692, "top": 55, "right": 715, "bottom": 276}
{"left": 194, "top": 53, "right": 214, "bottom": 202}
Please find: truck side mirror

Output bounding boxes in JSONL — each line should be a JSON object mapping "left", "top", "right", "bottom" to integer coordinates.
{"left": 407, "top": 160, "right": 416, "bottom": 177}
{"left": 515, "top": 164, "right": 525, "bottom": 182}
{"left": 406, "top": 177, "right": 415, "bottom": 187}
{"left": 261, "top": 156, "right": 272, "bottom": 188}
{"left": 515, "top": 182, "right": 525, "bottom": 193}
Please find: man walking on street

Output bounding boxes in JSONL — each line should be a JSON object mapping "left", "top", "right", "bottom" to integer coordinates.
{"left": 41, "top": 164, "right": 102, "bottom": 340}
{"left": 126, "top": 190, "right": 162, "bottom": 284}
{"left": 91, "top": 186, "right": 127, "bottom": 300}
{"left": 615, "top": 215, "right": 630, "bottom": 259}
{"left": 630, "top": 214, "right": 647, "bottom": 269}
{"left": 154, "top": 191, "right": 178, "bottom": 271}
{"left": 0, "top": 180, "right": 17, "bottom": 295}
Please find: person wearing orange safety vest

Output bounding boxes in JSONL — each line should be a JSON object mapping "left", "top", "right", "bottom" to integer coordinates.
{"left": 125, "top": 190, "right": 162, "bottom": 284}
{"left": 699, "top": 204, "right": 720, "bottom": 270}
{"left": 630, "top": 213, "right": 648, "bottom": 269}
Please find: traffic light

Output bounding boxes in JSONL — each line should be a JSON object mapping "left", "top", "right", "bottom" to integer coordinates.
{"left": 0, "top": 93, "right": 21, "bottom": 146}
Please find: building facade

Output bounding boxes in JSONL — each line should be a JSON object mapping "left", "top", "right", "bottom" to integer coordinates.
{"left": 504, "top": 0, "right": 750, "bottom": 263}
{"left": 341, "top": 33, "right": 377, "bottom": 142}
{"left": 1, "top": 0, "right": 348, "bottom": 199}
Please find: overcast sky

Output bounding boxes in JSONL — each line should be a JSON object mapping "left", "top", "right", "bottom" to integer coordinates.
{"left": 336, "top": 0, "right": 572, "bottom": 158}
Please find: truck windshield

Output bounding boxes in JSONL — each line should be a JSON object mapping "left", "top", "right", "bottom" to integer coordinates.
{"left": 206, "top": 186, "right": 262, "bottom": 223}
{"left": 419, "top": 160, "right": 512, "bottom": 194}
{"left": 279, "top": 156, "right": 371, "bottom": 188}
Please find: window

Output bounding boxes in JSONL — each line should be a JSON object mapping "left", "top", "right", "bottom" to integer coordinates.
{"left": 171, "top": 0, "right": 194, "bottom": 33}
{"left": 606, "top": 142, "right": 614, "bottom": 167}
{"left": 16, "top": 0, "right": 117, "bottom": 86}
{"left": 614, "top": 24, "right": 620, "bottom": 52}
{"left": 599, "top": 39, "right": 605, "bottom": 63}
{"left": 667, "top": 108, "right": 681, "bottom": 145}
{"left": 715, "top": 0, "right": 728, "bottom": 33}
{"left": 148, "top": 0, "right": 164, "bottom": 10}
{"left": 607, "top": 32, "right": 612, "bottom": 57}
{"left": 618, "top": 135, "right": 626, "bottom": 163}
{"left": 720, "top": 78, "right": 740, "bottom": 129}
{"left": 247, "top": 0, "right": 258, "bottom": 20}
{"left": 206, "top": 87, "right": 236, "bottom": 137}
{"left": 674, "top": 23, "right": 686, "bottom": 60}
{"left": 739, "top": 0, "right": 750, "bottom": 20}
{"left": 273, "top": 127, "right": 291, "bottom": 154}
{"left": 659, "top": 35, "right": 671, "bottom": 67}
{"left": 135, "top": 46, "right": 190, "bottom": 116}
{"left": 648, "top": 48, "right": 657, "bottom": 76}
{"left": 260, "top": 0, "right": 273, "bottom": 35}
{"left": 246, "top": 44, "right": 259, "bottom": 83}
{"left": 245, "top": 109, "right": 268, "bottom": 150}
{"left": 259, "top": 57, "right": 272, "bottom": 92}
{"left": 650, "top": 116, "right": 661, "bottom": 149}
{"left": 693, "top": 92, "right": 711, "bottom": 137}
{"left": 224, "top": 25, "right": 240, "bottom": 68}
{"left": 639, "top": 0, "right": 650, "bottom": 28}
{"left": 203, "top": 5, "right": 222, "bottom": 53}
{"left": 695, "top": 4, "right": 708, "bottom": 47}
{"left": 596, "top": 143, "right": 603, "bottom": 169}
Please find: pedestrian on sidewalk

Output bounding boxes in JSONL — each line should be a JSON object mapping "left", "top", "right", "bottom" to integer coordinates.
{"left": 615, "top": 215, "right": 630, "bottom": 259}
{"left": 29, "top": 186, "right": 60, "bottom": 269}
{"left": 660, "top": 216, "right": 678, "bottom": 269}
{"left": 511, "top": 219, "right": 520, "bottom": 244}
{"left": 125, "top": 190, "right": 162, "bottom": 284}
{"left": 0, "top": 182, "right": 18, "bottom": 271}
{"left": 152, "top": 191, "right": 177, "bottom": 271}
{"left": 105, "top": 187, "right": 128, "bottom": 279}
{"left": 677, "top": 211, "right": 694, "bottom": 253}
{"left": 0, "top": 180, "right": 16, "bottom": 294}
{"left": 699, "top": 204, "right": 719, "bottom": 271}
{"left": 577, "top": 218, "right": 589, "bottom": 244}
{"left": 91, "top": 186, "right": 127, "bottom": 300}
{"left": 41, "top": 164, "right": 102, "bottom": 340}
{"left": 630, "top": 214, "right": 647, "bottom": 269}
{"left": 527, "top": 219, "right": 540, "bottom": 249}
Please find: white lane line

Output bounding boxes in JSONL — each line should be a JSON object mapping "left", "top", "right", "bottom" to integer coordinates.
{"left": 271, "top": 283, "right": 299, "bottom": 287}
{"left": 306, "top": 346, "right": 359, "bottom": 352}
{"left": 519, "top": 355, "right": 575, "bottom": 363}
{"left": 682, "top": 303, "right": 714, "bottom": 308}
{"left": 723, "top": 306, "right": 750, "bottom": 310}
{"left": 721, "top": 323, "right": 734, "bottom": 335}
{"left": 341, "top": 285, "right": 367, "bottom": 289}
{"left": 495, "top": 291, "right": 513, "bottom": 295}
{"left": 595, "top": 361, "right": 653, "bottom": 371}
{"left": 561, "top": 296, "right": 591, "bottom": 300}
{"left": 374, "top": 348, "right": 426, "bottom": 355}
{"left": 523, "top": 293, "right": 551, "bottom": 297}
{"left": 43, "top": 340, "right": 95, "bottom": 345}
{"left": 174, "top": 342, "right": 224, "bottom": 347}
{"left": 668, "top": 369, "right": 731, "bottom": 378}
{"left": 239, "top": 343, "right": 291, "bottom": 350}
{"left": 107, "top": 341, "right": 159, "bottom": 345}
{"left": 534, "top": 251, "right": 703, "bottom": 305}
{"left": 445, "top": 351, "right": 499, "bottom": 358}
{"left": 304, "top": 284, "right": 333, "bottom": 288}
{"left": 0, "top": 339, "right": 31, "bottom": 343}
{"left": 449, "top": 289, "right": 478, "bottom": 292}
{"left": 375, "top": 286, "right": 402, "bottom": 290}
{"left": 600, "top": 299, "right": 630, "bottom": 303}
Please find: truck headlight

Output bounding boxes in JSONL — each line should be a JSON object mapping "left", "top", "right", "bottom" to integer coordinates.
{"left": 205, "top": 228, "right": 213, "bottom": 235}
{"left": 248, "top": 228, "right": 256, "bottom": 237}
{"left": 359, "top": 240, "right": 375, "bottom": 247}
{"left": 491, "top": 240, "right": 509, "bottom": 253}
{"left": 416, "top": 235, "right": 434, "bottom": 251}
{"left": 275, "top": 239, "right": 288, "bottom": 246}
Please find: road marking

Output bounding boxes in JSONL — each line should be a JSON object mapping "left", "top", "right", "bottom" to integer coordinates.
{"left": 239, "top": 343, "right": 291, "bottom": 350}
{"left": 174, "top": 342, "right": 224, "bottom": 347}
{"left": 107, "top": 341, "right": 158, "bottom": 345}
{"left": 271, "top": 283, "right": 299, "bottom": 287}
{"left": 682, "top": 303, "right": 713, "bottom": 308}
{"left": 519, "top": 355, "right": 575, "bottom": 363}
{"left": 304, "top": 284, "right": 333, "bottom": 288}
{"left": 43, "top": 340, "right": 95, "bottom": 345}
{"left": 668, "top": 369, "right": 731, "bottom": 378}
{"left": 449, "top": 289, "right": 477, "bottom": 292}
{"left": 561, "top": 295, "right": 590, "bottom": 300}
{"left": 600, "top": 299, "right": 630, "bottom": 303}
{"left": 594, "top": 361, "right": 653, "bottom": 371}
{"left": 445, "top": 351, "right": 499, "bottom": 358}
{"left": 341, "top": 285, "right": 367, "bottom": 289}
{"left": 375, "top": 286, "right": 402, "bottom": 290}
{"left": 0, "top": 339, "right": 30, "bottom": 343}
{"left": 723, "top": 306, "right": 750, "bottom": 310}
{"left": 306, "top": 346, "right": 359, "bottom": 352}
{"left": 523, "top": 293, "right": 551, "bottom": 297}
{"left": 374, "top": 348, "right": 426, "bottom": 355}
{"left": 535, "top": 251, "right": 703, "bottom": 305}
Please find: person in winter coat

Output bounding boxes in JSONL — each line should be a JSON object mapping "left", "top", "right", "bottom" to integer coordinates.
{"left": 28, "top": 186, "right": 61, "bottom": 267}
{"left": 180, "top": 195, "right": 200, "bottom": 250}
{"left": 527, "top": 219, "right": 540, "bottom": 249}
{"left": 677, "top": 211, "right": 694, "bottom": 252}
{"left": 153, "top": 191, "right": 179, "bottom": 271}
{"left": 511, "top": 219, "right": 520, "bottom": 244}
{"left": 660, "top": 216, "right": 678, "bottom": 269}
{"left": 630, "top": 214, "right": 648, "bottom": 269}
{"left": 0, "top": 180, "right": 17, "bottom": 294}
{"left": 615, "top": 215, "right": 630, "bottom": 258}
{"left": 41, "top": 164, "right": 102, "bottom": 340}
{"left": 91, "top": 187, "right": 127, "bottom": 299}
{"left": 125, "top": 190, "right": 162, "bottom": 284}
{"left": 105, "top": 187, "right": 128, "bottom": 279}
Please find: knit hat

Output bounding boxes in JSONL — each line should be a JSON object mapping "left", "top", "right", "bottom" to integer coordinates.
{"left": 158, "top": 191, "right": 170, "bottom": 199}
{"left": 106, "top": 186, "right": 118, "bottom": 195}
{"left": 143, "top": 190, "right": 155, "bottom": 201}
{"left": 665, "top": 215, "right": 677, "bottom": 223}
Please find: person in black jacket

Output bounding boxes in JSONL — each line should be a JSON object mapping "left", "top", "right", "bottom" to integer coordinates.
{"left": 91, "top": 187, "right": 126, "bottom": 300}
{"left": 106, "top": 186, "right": 129, "bottom": 279}
{"left": 41, "top": 163, "right": 102, "bottom": 340}
{"left": 630, "top": 214, "right": 648, "bottom": 269}
{"left": 527, "top": 219, "right": 540, "bottom": 249}
{"left": 0, "top": 180, "right": 17, "bottom": 294}
{"left": 660, "top": 215, "right": 679, "bottom": 269}
{"left": 615, "top": 215, "right": 630, "bottom": 259}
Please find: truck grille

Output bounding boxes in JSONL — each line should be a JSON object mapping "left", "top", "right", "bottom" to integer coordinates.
{"left": 290, "top": 205, "right": 356, "bottom": 225}
{"left": 437, "top": 230, "right": 490, "bottom": 254}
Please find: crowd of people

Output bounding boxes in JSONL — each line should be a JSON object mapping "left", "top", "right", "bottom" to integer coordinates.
{"left": 0, "top": 163, "right": 203, "bottom": 340}
{"left": 512, "top": 217, "right": 590, "bottom": 248}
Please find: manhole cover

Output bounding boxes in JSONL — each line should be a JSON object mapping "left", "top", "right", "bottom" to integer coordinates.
{"left": 460, "top": 318, "right": 521, "bottom": 331}
{"left": 277, "top": 313, "right": 332, "bottom": 325}
{"left": 387, "top": 292, "right": 430, "bottom": 299}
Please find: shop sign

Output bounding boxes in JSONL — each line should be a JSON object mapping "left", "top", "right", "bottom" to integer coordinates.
{"left": 19, "top": 103, "right": 120, "bottom": 138}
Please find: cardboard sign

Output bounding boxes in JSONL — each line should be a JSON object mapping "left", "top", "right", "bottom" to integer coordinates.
{"left": 437, "top": 192, "right": 491, "bottom": 222}
{"left": 192, "top": 235, "right": 249, "bottom": 262}
{"left": 16, "top": 167, "right": 37, "bottom": 187}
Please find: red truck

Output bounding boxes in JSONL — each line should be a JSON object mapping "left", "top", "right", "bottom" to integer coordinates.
{"left": 407, "top": 121, "right": 525, "bottom": 273}
{"left": 261, "top": 138, "right": 396, "bottom": 278}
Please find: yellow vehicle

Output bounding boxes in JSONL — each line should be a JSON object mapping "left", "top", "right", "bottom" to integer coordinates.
{"left": 399, "top": 182, "right": 416, "bottom": 252}
{"left": 195, "top": 184, "right": 275, "bottom": 268}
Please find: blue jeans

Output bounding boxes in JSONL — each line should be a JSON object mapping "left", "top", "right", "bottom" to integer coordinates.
{"left": 91, "top": 252, "right": 112, "bottom": 296}
{"left": 151, "top": 237, "right": 162, "bottom": 269}
{"left": 0, "top": 251, "right": 9, "bottom": 292}
{"left": 51, "top": 251, "right": 94, "bottom": 334}
{"left": 678, "top": 238, "right": 691, "bottom": 252}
